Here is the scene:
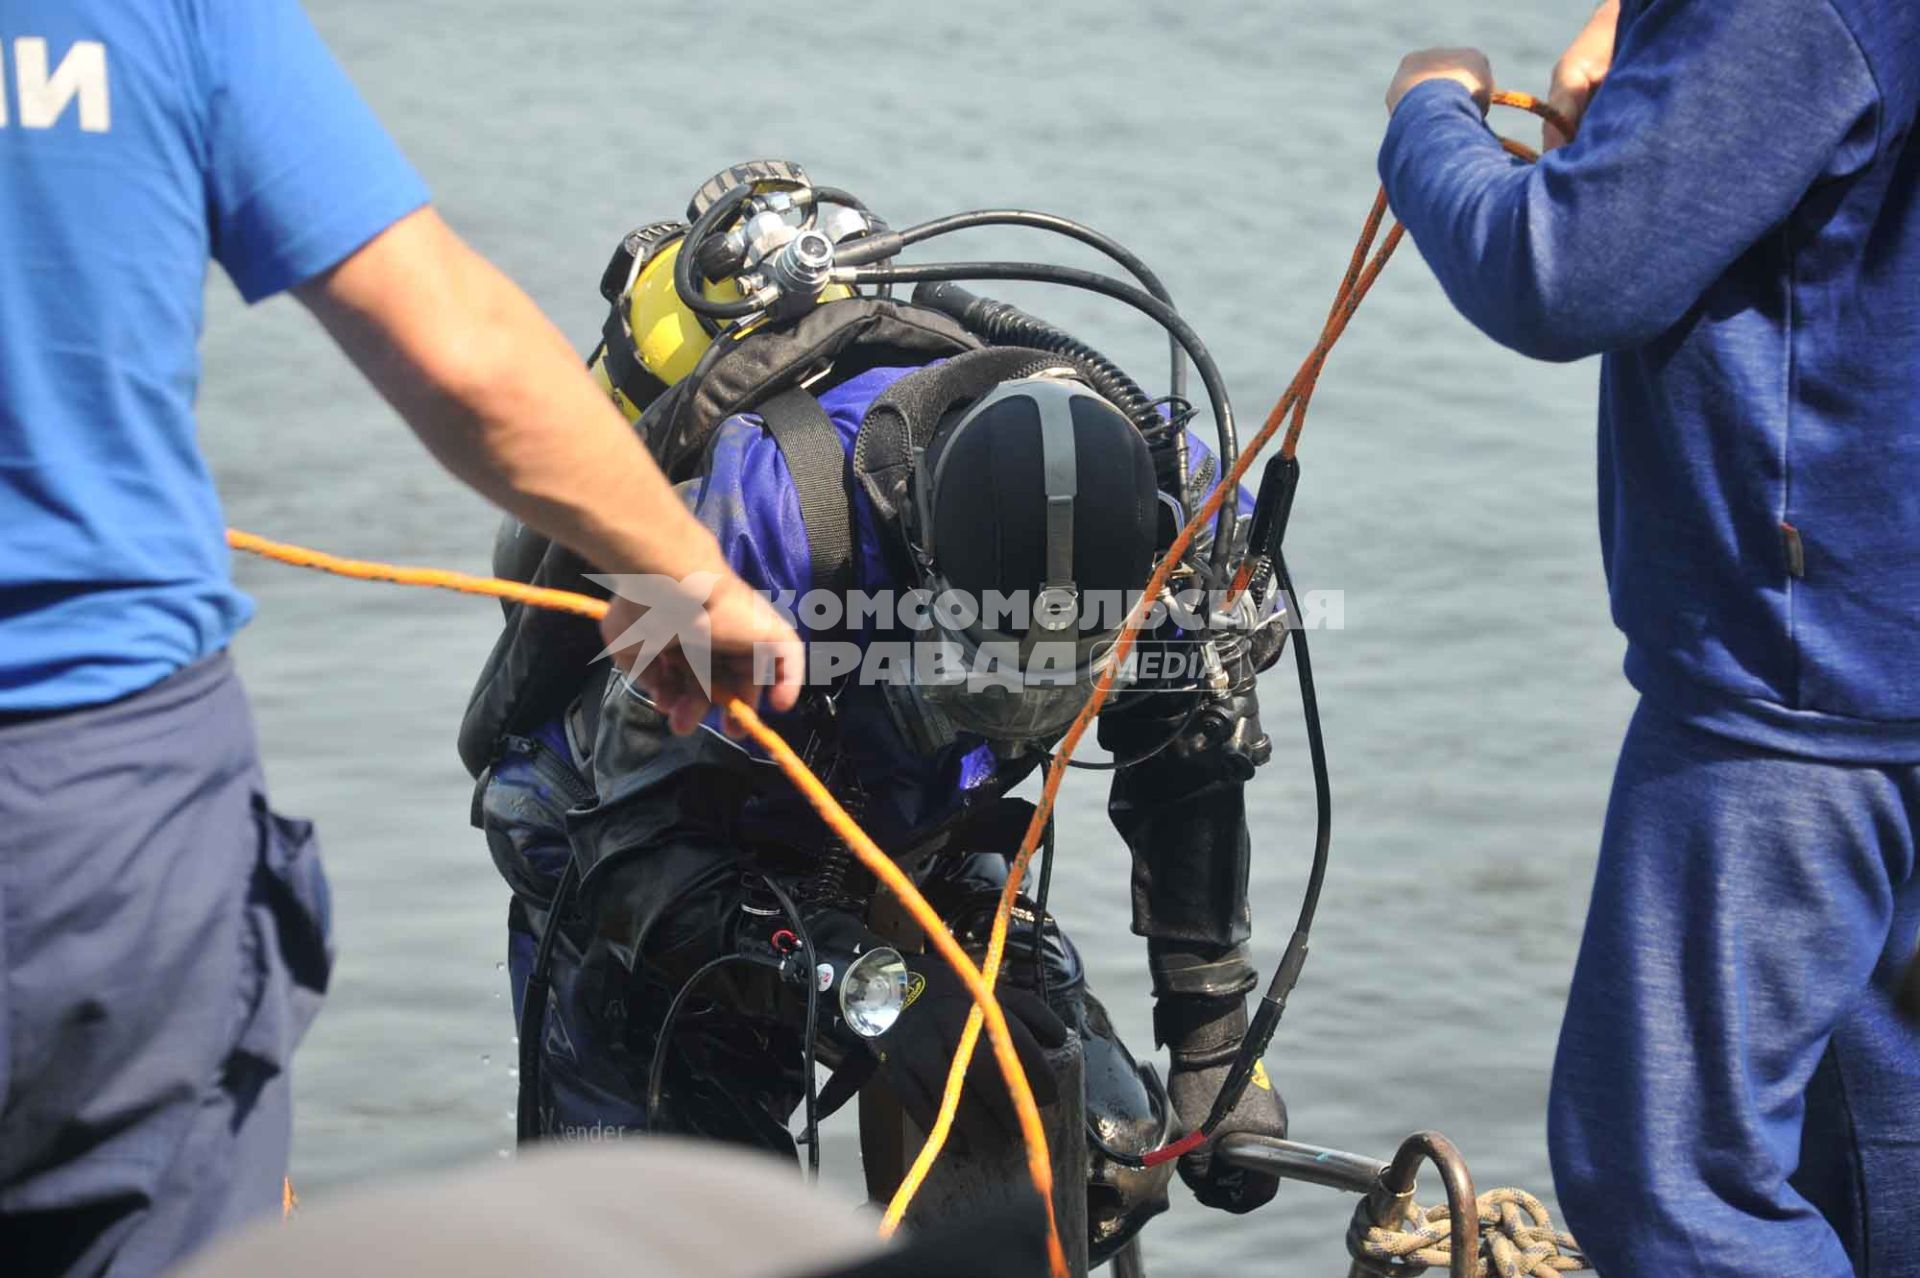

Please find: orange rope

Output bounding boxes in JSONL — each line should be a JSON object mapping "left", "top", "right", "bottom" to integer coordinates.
{"left": 882, "top": 87, "right": 1568, "bottom": 1227}
{"left": 223, "top": 528, "right": 1069, "bottom": 1277}
{"left": 728, "top": 701, "right": 1068, "bottom": 1278}
{"left": 233, "top": 92, "right": 1566, "bottom": 1266}
{"left": 225, "top": 529, "right": 608, "bottom": 619}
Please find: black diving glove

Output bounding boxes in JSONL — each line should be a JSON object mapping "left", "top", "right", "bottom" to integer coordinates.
{"left": 1160, "top": 994, "right": 1288, "bottom": 1214}
{"left": 870, "top": 954, "right": 1068, "bottom": 1148}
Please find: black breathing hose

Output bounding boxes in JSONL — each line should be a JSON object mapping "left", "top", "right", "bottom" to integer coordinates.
{"left": 674, "top": 184, "right": 763, "bottom": 322}
{"left": 809, "top": 185, "right": 869, "bottom": 214}
{"left": 912, "top": 281, "right": 1163, "bottom": 441}
{"left": 890, "top": 209, "right": 1187, "bottom": 401}
{"left": 671, "top": 190, "right": 1231, "bottom": 561}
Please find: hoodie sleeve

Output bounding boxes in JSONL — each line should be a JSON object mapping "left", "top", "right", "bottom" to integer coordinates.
{"left": 1378, "top": 0, "right": 1878, "bottom": 362}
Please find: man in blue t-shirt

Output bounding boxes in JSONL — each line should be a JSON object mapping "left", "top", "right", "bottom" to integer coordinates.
{"left": 1381, "top": 4, "right": 1920, "bottom": 1276}
{"left": 0, "top": 4, "right": 800, "bottom": 1275}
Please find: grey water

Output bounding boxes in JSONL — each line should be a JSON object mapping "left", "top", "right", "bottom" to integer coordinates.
{"left": 204, "top": 3, "right": 1630, "bottom": 1273}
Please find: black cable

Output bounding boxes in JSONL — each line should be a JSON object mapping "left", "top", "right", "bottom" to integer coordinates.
{"left": 1032, "top": 763, "right": 1056, "bottom": 1005}
{"left": 757, "top": 875, "right": 822, "bottom": 1178}
{"left": 1272, "top": 549, "right": 1331, "bottom": 943}
{"left": 1191, "top": 544, "right": 1330, "bottom": 1136}
{"left": 1088, "top": 545, "right": 1334, "bottom": 1169}
{"left": 893, "top": 209, "right": 1186, "bottom": 401}
{"left": 515, "top": 857, "right": 578, "bottom": 1145}
{"left": 842, "top": 260, "right": 1239, "bottom": 580}
{"left": 644, "top": 952, "right": 781, "bottom": 1133}
{"left": 1060, "top": 697, "right": 1205, "bottom": 773}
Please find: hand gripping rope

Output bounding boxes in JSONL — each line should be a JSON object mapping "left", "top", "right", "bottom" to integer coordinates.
{"left": 230, "top": 92, "right": 1566, "bottom": 1278}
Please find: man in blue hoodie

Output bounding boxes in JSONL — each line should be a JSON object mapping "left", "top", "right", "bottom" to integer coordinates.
{"left": 1380, "top": 4, "right": 1920, "bottom": 1276}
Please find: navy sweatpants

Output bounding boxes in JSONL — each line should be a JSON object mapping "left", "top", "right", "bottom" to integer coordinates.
{"left": 1551, "top": 699, "right": 1920, "bottom": 1278}
{"left": 0, "top": 654, "right": 332, "bottom": 1278}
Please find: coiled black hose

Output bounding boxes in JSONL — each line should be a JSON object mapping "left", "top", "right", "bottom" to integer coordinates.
{"left": 891, "top": 209, "right": 1186, "bottom": 402}
{"left": 913, "top": 281, "right": 1164, "bottom": 442}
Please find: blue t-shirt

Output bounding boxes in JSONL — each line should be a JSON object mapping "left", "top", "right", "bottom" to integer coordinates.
{"left": 1380, "top": 0, "right": 1920, "bottom": 763}
{"left": 0, "top": 0, "right": 429, "bottom": 711}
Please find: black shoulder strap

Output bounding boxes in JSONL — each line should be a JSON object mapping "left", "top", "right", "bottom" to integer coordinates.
{"left": 653, "top": 298, "right": 979, "bottom": 481}
{"left": 599, "top": 322, "right": 670, "bottom": 416}
{"left": 759, "top": 388, "right": 857, "bottom": 604}
{"left": 594, "top": 221, "right": 688, "bottom": 419}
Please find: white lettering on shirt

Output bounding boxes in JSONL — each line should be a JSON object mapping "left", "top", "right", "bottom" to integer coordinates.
{"left": 11, "top": 38, "right": 110, "bottom": 133}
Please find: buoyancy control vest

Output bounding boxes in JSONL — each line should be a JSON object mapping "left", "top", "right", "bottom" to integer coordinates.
{"left": 456, "top": 291, "right": 1091, "bottom": 779}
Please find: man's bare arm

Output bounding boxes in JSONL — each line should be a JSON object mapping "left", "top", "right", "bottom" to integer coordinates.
{"left": 295, "top": 206, "right": 801, "bottom": 729}
{"left": 297, "top": 207, "right": 718, "bottom": 581}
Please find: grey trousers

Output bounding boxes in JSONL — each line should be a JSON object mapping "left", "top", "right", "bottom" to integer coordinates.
{"left": 0, "top": 654, "right": 332, "bottom": 1278}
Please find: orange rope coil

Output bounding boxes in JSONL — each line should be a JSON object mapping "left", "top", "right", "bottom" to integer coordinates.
{"left": 231, "top": 88, "right": 1563, "bottom": 1275}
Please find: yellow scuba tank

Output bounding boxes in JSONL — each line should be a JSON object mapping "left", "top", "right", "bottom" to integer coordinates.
{"left": 592, "top": 162, "right": 857, "bottom": 422}
{"left": 592, "top": 236, "right": 740, "bottom": 422}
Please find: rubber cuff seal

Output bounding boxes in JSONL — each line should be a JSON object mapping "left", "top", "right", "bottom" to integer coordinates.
{"left": 1154, "top": 992, "right": 1249, "bottom": 1065}
{"left": 1148, "top": 943, "right": 1258, "bottom": 1000}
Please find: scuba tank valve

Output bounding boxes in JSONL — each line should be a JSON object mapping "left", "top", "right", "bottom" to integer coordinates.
{"left": 591, "top": 162, "right": 874, "bottom": 422}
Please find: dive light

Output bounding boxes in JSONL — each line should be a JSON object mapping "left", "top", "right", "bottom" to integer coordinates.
{"left": 810, "top": 942, "right": 911, "bottom": 1039}
{"left": 760, "top": 902, "right": 911, "bottom": 1041}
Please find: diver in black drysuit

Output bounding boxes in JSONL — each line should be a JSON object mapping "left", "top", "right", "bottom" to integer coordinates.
{"left": 463, "top": 342, "right": 1292, "bottom": 1254}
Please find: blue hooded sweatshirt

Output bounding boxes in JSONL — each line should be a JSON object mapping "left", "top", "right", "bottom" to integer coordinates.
{"left": 1379, "top": 0, "right": 1920, "bottom": 763}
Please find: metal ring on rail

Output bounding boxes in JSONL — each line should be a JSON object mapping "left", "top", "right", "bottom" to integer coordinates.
{"left": 1360, "top": 1131, "right": 1479, "bottom": 1278}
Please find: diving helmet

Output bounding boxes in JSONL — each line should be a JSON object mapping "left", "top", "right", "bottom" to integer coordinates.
{"left": 884, "top": 376, "right": 1159, "bottom": 751}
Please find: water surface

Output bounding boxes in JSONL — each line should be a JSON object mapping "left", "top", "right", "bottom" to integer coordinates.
{"left": 204, "top": 4, "right": 1632, "bottom": 1273}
